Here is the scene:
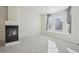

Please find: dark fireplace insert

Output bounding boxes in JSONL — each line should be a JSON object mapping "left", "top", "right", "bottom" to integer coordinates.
{"left": 5, "top": 25, "right": 18, "bottom": 43}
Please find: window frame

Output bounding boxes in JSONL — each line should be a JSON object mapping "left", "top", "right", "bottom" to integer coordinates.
{"left": 46, "top": 8, "right": 71, "bottom": 34}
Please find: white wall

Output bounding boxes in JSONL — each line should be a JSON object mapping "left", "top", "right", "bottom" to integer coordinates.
{"left": 17, "top": 7, "right": 41, "bottom": 37}
{"left": 41, "top": 6, "right": 79, "bottom": 44}
{"left": 8, "top": 6, "right": 18, "bottom": 21}
{"left": 6, "top": 6, "right": 18, "bottom": 25}
{"left": 7, "top": 6, "right": 41, "bottom": 37}
{"left": 71, "top": 6, "right": 79, "bottom": 44}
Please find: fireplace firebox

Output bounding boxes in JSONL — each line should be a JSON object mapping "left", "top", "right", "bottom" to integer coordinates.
{"left": 5, "top": 25, "right": 18, "bottom": 43}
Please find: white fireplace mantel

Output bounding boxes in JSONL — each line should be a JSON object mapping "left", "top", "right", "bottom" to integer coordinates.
{"left": 5, "top": 21, "right": 18, "bottom": 25}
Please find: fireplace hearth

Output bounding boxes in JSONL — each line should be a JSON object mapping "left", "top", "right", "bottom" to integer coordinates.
{"left": 5, "top": 25, "right": 18, "bottom": 43}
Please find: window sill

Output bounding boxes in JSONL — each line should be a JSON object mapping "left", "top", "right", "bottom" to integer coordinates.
{"left": 47, "top": 31, "right": 71, "bottom": 36}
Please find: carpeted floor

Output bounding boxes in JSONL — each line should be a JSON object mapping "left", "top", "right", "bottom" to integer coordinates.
{"left": 0, "top": 35, "right": 78, "bottom": 53}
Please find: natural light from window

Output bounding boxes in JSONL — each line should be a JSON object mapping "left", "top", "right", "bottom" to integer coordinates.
{"left": 46, "top": 6, "right": 71, "bottom": 34}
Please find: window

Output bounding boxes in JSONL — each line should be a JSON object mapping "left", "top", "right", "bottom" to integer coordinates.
{"left": 46, "top": 14, "right": 53, "bottom": 31}
{"left": 46, "top": 7, "right": 71, "bottom": 34}
{"left": 55, "top": 16, "right": 63, "bottom": 32}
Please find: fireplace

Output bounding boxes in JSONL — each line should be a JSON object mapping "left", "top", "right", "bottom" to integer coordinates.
{"left": 5, "top": 25, "right": 18, "bottom": 43}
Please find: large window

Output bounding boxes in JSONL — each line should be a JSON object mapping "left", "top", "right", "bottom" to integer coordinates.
{"left": 46, "top": 7, "right": 71, "bottom": 34}
{"left": 55, "top": 15, "right": 63, "bottom": 32}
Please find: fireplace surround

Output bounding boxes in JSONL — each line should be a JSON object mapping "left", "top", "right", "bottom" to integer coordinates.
{"left": 5, "top": 25, "right": 18, "bottom": 43}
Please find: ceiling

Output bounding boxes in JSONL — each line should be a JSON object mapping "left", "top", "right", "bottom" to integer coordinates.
{"left": 17, "top": 6, "right": 69, "bottom": 14}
